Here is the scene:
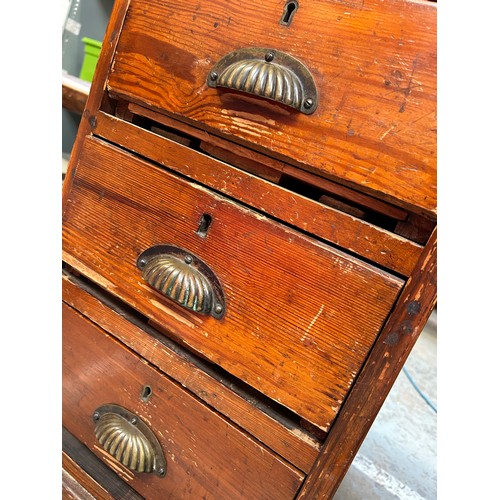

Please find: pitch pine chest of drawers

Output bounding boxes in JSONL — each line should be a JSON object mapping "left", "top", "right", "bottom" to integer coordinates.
{"left": 62, "top": 0, "right": 437, "bottom": 497}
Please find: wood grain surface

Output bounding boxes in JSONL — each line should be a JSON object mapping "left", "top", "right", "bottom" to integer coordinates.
{"left": 93, "top": 109, "right": 424, "bottom": 277}
{"left": 297, "top": 228, "right": 437, "bottom": 498}
{"left": 63, "top": 303, "right": 304, "bottom": 499}
{"left": 63, "top": 272, "right": 321, "bottom": 473}
{"left": 62, "top": 452, "right": 115, "bottom": 500}
{"left": 62, "top": 136, "right": 404, "bottom": 430}
{"left": 62, "top": 0, "right": 437, "bottom": 496}
{"left": 107, "top": 0, "right": 436, "bottom": 215}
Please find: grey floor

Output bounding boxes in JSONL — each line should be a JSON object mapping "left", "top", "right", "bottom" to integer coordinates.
{"left": 335, "top": 309, "right": 437, "bottom": 499}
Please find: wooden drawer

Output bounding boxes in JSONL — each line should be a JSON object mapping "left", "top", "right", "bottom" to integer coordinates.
{"left": 106, "top": 0, "right": 436, "bottom": 215}
{"left": 63, "top": 135, "right": 404, "bottom": 431}
{"left": 62, "top": 271, "right": 321, "bottom": 473}
{"left": 62, "top": 302, "right": 304, "bottom": 498}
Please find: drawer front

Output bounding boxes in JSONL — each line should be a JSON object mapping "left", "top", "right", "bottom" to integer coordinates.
{"left": 62, "top": 136, "right": 404, "bottom": 431}
{"left": 62, "top": 302, "right": 304, "bottom": 499}
{"left": 106, "top": 0, "right": 436, "bottom": 215}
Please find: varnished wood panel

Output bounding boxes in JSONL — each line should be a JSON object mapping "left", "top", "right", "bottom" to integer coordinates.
{"left": 63, "top": 427, "right": 144, "bottom": 500}
{"left": 62, "top": 452, "right": 115, "bottom": 500}
{"left": 107, "top": 0, "right": 436, "bottom": 215}
{"left": 62, "top": 303, "right": 304, "bottom": 499}
{"left": 297, "top": 228, "right": 437, "bottom": 498}
{"left": 127, "top": 102, "right": 410, "bottom": 223}
{"left": 62, "top": 136, "right": 404, "bottom": 430}
{"left": 94, "top": 110, "right": 424, "bottom": 276}
{"left": 62, "top": 272, "right": 320, "bottom": 473}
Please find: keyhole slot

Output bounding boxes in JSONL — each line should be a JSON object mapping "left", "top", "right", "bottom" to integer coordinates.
{"left": 141, "top": 385, "right": 153, "bottom": 402}
{"left": 280, "top": 0, "right": 298, "bottom": 26}
{"left": 196, "top": 213, "right": 212, "bottom": 238}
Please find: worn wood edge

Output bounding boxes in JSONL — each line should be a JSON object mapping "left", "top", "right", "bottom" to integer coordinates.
{"left": 62, "top": 470, "right": 94, "bottom": 500}
{"left": 109, "top": 1, "right": 436, "bottom": 221}
{"left": 296, "top": 228, "right": 437, "bottom": 498}
{"left": 108, "top": 87, "right": 436, "bottom": 218}
{"left": 62, "top": 75, "right": 90, "bottom": 115}
{"left": 63, "top": 451, "right": 115, "bottom": 500}
{"left": 63, "top": 427, "right": 143, "bottom": 500}
{"left": 126, "top": 102, "right": 413, "bottom": 222}
{"left": 63, "top": 303, "right": 306, "bottom": 496}
{"left": 408, "top": 0, "right": 437, "bottom": 6}
{"left": 199, "top": 141, "right": 283, "bottom": 183}
{"left": 62, "top": 0, "right": 130, "bottom": 205}
{"left": 62, "top": 272, "right": 320, "bottom": 473}
{"left": 280, "top": 164, "right": 408, "bottom": 221}
{"left": 64, "top": 135, "right": 409, "bottom": 428}
{"left": 93, "top": 110, "right": 423, "bottom": 277}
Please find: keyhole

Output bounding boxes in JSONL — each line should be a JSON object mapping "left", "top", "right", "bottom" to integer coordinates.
{"left": 280, "top": 0, "right": 298, "bottom": 26}
{"left": 141, "top": 385, "right": 153, "bottom": 402}
{"left": 196, "top": 213, "right": 212, "bottom": 238}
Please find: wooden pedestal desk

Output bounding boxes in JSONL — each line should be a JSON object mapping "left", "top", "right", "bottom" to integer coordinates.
{"left": 62, "top": 0, "right": 436, "bottom": 497}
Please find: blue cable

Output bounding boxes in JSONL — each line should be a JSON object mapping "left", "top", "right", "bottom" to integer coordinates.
{"left": 402, "top": 366, "right": 437, "bottom": 413}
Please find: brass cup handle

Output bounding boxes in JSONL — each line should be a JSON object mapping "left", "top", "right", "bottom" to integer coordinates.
{"left": 207, "top": 47, "right": 318, "bottom": 114}
{"left": 92, "top": 404, "right": 167, "bottom": 477}
{"left": 137, "top": 245, "right": 226, "bottom": 319}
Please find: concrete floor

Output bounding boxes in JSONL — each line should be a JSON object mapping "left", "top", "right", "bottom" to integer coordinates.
{"left": 335, "top": 310, "right": 437, "bottom": 499}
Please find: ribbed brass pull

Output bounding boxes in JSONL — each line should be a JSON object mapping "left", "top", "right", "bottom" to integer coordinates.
{"left": 93, "top": 404, "right": 166, "bottom": 477}
{"left": 137, "top": 245, "right": 226, "bottom": 319}
{"left": 207, "top": 47, "right": 318, "bottom": 114}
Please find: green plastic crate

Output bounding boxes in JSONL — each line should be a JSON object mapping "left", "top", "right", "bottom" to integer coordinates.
{"left": 79, "top": 37, "right": 102, "bottom": 82}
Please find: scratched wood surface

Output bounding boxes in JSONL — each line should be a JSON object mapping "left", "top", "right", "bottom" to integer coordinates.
{"left": 63, "top": 303, "right": 304, "bottom": 499}
{"left": 297, "top": 228, "right": 437, "bottom": 498}
{"left": 62, "top": 136, "right": 404, "bottom": 430}
{"left": 106, "top": 0, "right": 436, "bottom": 216}
{"left": 62, "top": 272, "right": 321, "bottom": 473}
{"left": 94, "top": 110, "right": 423, "bottom": 277}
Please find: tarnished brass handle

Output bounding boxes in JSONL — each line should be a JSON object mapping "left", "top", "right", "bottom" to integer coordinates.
{"left": 207, "top": 47, "right": 318, "bottom": 114}
{"left": 137, "top": 245, "right": 225, "bottom": 319}
{"left": 92, "top": 404, "right": 166, "bottom": 477}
